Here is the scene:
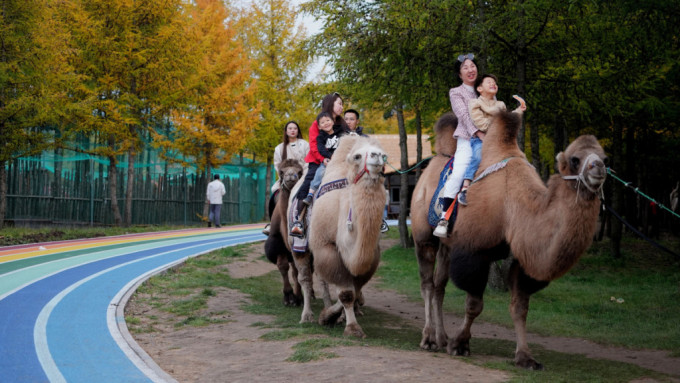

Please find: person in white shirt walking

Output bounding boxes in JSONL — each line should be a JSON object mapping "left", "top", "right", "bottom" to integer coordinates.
{"left": 206, "top": 174, "right": 226, "bottom": 228}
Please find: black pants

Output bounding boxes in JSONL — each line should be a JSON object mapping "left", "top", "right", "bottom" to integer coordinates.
{"left": 296, "top": 162, "right": 319, "bottom": 201}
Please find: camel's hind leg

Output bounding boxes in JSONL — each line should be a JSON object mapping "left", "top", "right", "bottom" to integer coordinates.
{"left": 509, "top": 260, "right": 549, "bottom": 370}
{"left": 292, "top": 251, "right": 315, "bottom": 323}
{"left": 416, "top": 239, "right": 449, "bottom": 351}
{"left": 338, "top": 288, "right": 365, "bottom": 338}
{"left": 276, "top": 255, "right": 299, "bottom": 306}
{"left": 289, "top": 257, "right": 303, "bottom": 306}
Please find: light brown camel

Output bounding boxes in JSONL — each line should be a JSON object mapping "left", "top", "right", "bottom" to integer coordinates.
{"left": 411, "top": 111, "right": 608, "bottom": 370}
{"left": 309, "top": 134, "right": 387, "bottom": 338}
{"left": 264, "top": 159, "right": 304, "bottom": 306}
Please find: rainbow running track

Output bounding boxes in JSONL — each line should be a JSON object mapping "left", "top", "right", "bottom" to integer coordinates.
{"left": 0, "top": 225, "right": 266, "bottom": 382}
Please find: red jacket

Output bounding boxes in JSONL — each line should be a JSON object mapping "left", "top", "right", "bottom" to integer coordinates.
{"left": 304, "top": 120, "right": 325, "bottom": 164}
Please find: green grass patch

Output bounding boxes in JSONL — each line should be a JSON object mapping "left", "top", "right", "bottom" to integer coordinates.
{"left": 376, "top": 234, "right": 680, "bottom": 356}
{"left": 287, "top": 338, "right": 354, "bottom": 362}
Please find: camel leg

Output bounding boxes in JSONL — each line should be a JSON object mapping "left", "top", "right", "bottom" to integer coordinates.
{"left": 448, "top": 292, "right": 483, "bottom": 356}
{"left": 290, "top": 258, "right": 303, "bottom": 306}
{"left": 320, "top": 279, "right": 332, "bottom": 308}
{"left": 509, "top": 261, "right": 549, "bottom": 370}
{"left": 416, "top": 241, "right": 448, "bottom": 350}
{"left": 319, "top": 297, "right": 344, "bottom": 325}
{"left": 292, "top": 251, "right": 315, "bottom": 323}
{"left": 276, "top": 255, "right": 297, "bottom": 306}
{"left": 338, "top": 288, "right": 365, "bottom": 338}
{"left": 431, "top": 245, "right": 450, "bottom": 349}
{"left": 447, "top": 248, "right": 490, "bottom": 356}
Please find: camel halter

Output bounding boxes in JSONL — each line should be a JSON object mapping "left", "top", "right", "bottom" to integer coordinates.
{"left": 561, "top": 153, "right": 606, "bottom": 198}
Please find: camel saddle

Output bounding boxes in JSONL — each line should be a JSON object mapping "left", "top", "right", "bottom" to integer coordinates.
{"left": 428, "top": 156, "right": 460, "bottom": 228}
{"left": 288, "top": 179, "right": 350, "bottom": 252}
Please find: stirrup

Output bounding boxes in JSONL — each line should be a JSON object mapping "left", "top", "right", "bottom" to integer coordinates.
{"left": 380, "top": 219, "right": 389, "bottom": 233}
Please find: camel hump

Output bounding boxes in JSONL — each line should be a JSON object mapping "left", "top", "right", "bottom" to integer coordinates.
{"left": 434, "top": 112, "right": 457, "bottom": 156}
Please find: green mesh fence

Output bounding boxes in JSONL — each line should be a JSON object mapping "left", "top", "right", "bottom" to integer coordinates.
{"left": 5, "top": 148, "right": 273, "bottom": 226}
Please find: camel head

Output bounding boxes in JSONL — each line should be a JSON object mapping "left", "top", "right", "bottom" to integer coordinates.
{"left": 556, "top": 135, "right": 608, "bottom": 196}
{"left": 345, "top": 137, "right": 387, "bottom": 184}
{"left": 278, "top": 159, "right": 303, "bottom": 191}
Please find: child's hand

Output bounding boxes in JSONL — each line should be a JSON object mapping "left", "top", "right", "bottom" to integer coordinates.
{"left": 513, "top": 95, "right": 527, "bottom": 112}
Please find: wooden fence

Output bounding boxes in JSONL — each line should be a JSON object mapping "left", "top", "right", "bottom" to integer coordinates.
{"left": 5, "top": 157, "right": 267, "bottom": 226}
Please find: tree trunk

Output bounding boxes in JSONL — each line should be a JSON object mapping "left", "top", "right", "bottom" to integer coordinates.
{"left": 108, "top": 156, "right": 123, "bottom": 226}
{"left": 0, "top": 161, "right": 6, "bottom": 229}
{"left": 610, "top": 118, "right": 623, "bottom": 258}
{"left": 396, "top": 105, "right": 413, "bottom": 248}
{"left": 265, "top": 156, "right": 273, "bottom": 219}
{"left": 515, "top": 1, "right": 527, "bottom": 152}
{"left": 414, "top": 108, "right": 422, "bottom": 182}
{"left": 125, "top": 147, "right": 135, "bottom": 227}
{"left": 203, "top": 152, "right": 211, "bottom": 220}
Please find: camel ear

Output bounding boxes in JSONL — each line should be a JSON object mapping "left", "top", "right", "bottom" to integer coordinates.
{"left": 556, "top": 152, "right": 568, "bottom": 173}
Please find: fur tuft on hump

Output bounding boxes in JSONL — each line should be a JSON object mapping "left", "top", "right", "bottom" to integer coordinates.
{"left": 434, "top": 112, "right": 457, "bottom": 156}
{"left": 493, "top": 110, "right": 521, "bottom": 145}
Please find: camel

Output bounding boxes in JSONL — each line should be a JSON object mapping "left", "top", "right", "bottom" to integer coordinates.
{"left": 411, "top": 110, "right": 608, "bottom": 370}
{"left": 308, "top": 134, "right": 387, "bottom": 338}
{"left": 264, "top": 159, "right": 304, "bottom": 306}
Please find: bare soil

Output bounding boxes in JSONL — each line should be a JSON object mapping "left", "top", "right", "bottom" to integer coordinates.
{"left": 128, "top": 239, "right": 680, "bottom": 383}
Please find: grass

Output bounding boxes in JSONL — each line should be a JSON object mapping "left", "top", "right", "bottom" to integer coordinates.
{"left": 0, "top": 224, "right": 200, "bottom": 246}
{"left": 376, "top": 230, "right": 680, "bottom": 356}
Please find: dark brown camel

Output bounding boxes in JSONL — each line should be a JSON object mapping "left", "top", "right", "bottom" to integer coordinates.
{"left": 264, "top": 159, "right": 304, "bottom": 306}
{"left": 411, "top": 111, "right": 607, "bottom": 369}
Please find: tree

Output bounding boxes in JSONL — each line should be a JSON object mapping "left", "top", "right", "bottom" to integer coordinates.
{"left": 0, "top": 0, "right": 75, "bottom": 228}
{"left": 237, "top": 0, "right": 315, "bottom": 219}
{"left": 62, "top": 0, "right": 195, "bottom": 226}
{"left": 152, "top": 0, "right": 259, "bottom": 219}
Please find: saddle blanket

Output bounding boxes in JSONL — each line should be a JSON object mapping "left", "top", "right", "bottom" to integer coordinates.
{"left": 427, "top": 156, "right": 459, "bottom": 228}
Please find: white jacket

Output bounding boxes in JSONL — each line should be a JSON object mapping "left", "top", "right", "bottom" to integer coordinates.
{"left": 206, "top": 179, "right": 226, "bottom": 204}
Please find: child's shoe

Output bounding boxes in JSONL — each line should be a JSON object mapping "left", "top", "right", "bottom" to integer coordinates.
{"left": 458, "top": 188, "right": 468, "bottom": 206}
{"left": 302, "top": 194, "right": 314, "bottom": 206}
{"left": 290, "top": 221, "right": 304, "bottom": 238}
{"left": 433, "top": 219, "right": 449, "bottom": 238}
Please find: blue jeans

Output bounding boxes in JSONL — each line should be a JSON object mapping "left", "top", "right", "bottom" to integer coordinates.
{"left": 463, "top": 136, "right": 482, "bottom": 181}
{"left": 310, "top": 163, "right": 327, "bottom": 192}
{"left": 209, "top": 204, "right": 222, "bottom": 227}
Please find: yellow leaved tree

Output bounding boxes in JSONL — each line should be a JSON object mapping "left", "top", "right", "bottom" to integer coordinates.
{"left": 152, "top": 0, "right": 259, "bottom": 218}
{"left": 236, "top": 0, "right": 317, "bottom": 217}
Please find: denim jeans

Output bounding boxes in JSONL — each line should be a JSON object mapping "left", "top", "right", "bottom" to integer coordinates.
{"left": 463, "top": 136, "right": 483, "bottom": 181}
{"left": 309, "top": 163, "right": 327, "bottom": 192}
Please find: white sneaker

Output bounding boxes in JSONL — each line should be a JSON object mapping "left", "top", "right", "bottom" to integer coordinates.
{"left": 433, "top": 219, "right": 448, "bottom": 238}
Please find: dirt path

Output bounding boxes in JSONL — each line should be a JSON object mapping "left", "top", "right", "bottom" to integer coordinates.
{"left": 128, "top": 239, "right": 680, "bottom": 382}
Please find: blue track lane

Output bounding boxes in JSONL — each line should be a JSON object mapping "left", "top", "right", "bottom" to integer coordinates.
{"left": 0, "top": 229, "right": 264, "bottom": 383}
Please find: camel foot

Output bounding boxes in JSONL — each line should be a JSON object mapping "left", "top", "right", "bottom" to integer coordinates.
{"left": 420, "top": 327, "right": 447, "bottom": 351}
{"left": 299, "top": 310, "right": 315, "bottom": 324}
{"left": 283, "top": 291, "right": 301, "bottom": 307}
{"left": 343, "top": 323, "right": 366, "bottom": 338}
{"left": 319, "top": 306, "right": 343, "bottom": 326}
{"left": 447, "top": 337, "right": 470, "bottom": 356}
{"left": 515, "top": 351, "right": 544, "bottom": 370}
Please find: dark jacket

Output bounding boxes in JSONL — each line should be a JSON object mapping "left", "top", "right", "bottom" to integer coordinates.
{"left": 317, "top": 125, "right": 345, "bottom": 159}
